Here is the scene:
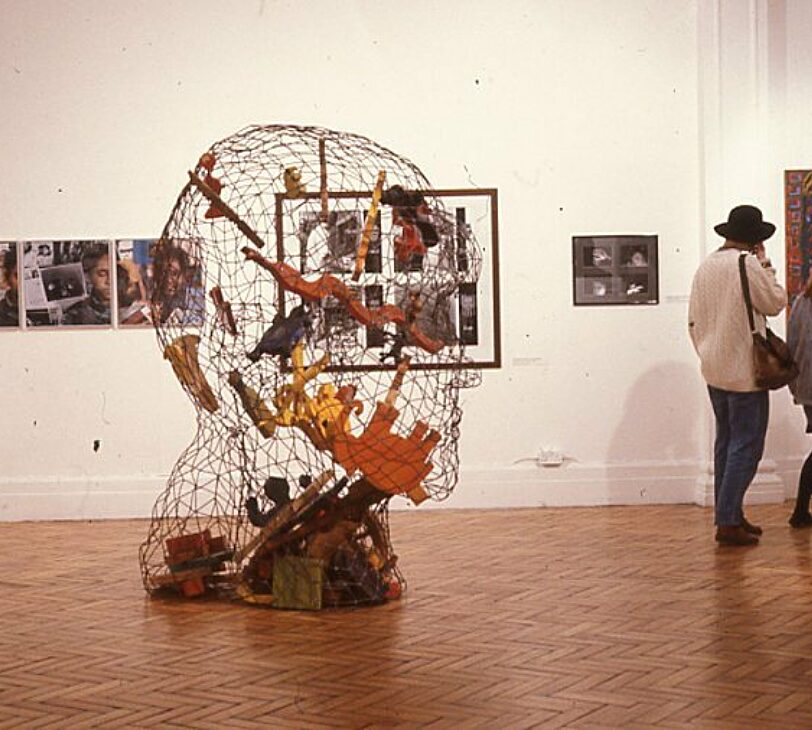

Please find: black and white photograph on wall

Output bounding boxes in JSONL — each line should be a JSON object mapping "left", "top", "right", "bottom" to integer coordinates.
{"left": 23, "top": 240, "right": 113, "bottom": 327}
{"left": 364, "top": 284, "right": 385, "bottom": 348}
{"left": 325, "top": 211, "right": 362, "bottom": 273}
{"left": 0, "top": 242, "right": 20, "bottom": 328}
{"left": 582, "top": 243, "right": 613, "bottom": 269}
{"left": 456, "top": 207, "right": 471, "bottom": 273}
{"left": 116, "top": 239, "right": 157, "bottom": 326}
{"left": 316, "top": 292, "right": 360, "bottom": 351}
{"left": 621, "top": 243, "right": 649, "bottom": 267}
{"left": 363, "top": 215, "right": 382, "bottom": 274}
{"left": 150, "top": 239, "right": 206, "bottom": 327}
{"left": 294, "top": 208, "right": 380, "bottom": 275}
{"left": 457, "top": 282, "right": 478, "bottom": 345}
{"left": 394, "top": 284, "right": 458, "bottom": 348}
{"left": 572, "top": 235, "right": 658, "bottom": 306}
{"left": 296, "top": 209, "right": 323, "bottom": 273}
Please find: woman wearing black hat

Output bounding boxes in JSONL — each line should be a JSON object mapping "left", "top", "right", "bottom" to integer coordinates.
{"left": 689, "top": 205, "right": 787, "bottom": 546}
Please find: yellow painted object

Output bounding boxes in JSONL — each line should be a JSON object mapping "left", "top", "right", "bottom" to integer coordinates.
{"left": 227, "top": 371, "right": 276, "bottom": 438}
{"left": 235, "top": 582, "right": 275, "bottom": 605}
{"left": 270, "top": 343, "right": 332, "bottom": 448}
{"left": 311, "top": 384, "right": 353, "bottom": 443}
{"left": 352, "top": 170, "right": 387, "bottom": 281}
{"left": 163, "top": 334, "right": 219, "bottom": 413}
{"left": 283, "top": 166, "right": 306, "bottom": 198}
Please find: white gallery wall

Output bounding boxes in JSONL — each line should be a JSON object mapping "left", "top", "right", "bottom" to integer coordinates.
{"left": 0, "top": 0, "right": 809, "bottom": 520}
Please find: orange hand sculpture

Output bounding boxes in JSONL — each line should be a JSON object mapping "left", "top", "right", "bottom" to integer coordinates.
{"left": 331, "top": 358, "right": 438, "bottom": 503}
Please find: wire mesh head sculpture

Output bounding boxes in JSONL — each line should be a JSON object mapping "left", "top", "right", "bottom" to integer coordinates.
{"left": 139, "top": 124, "right": 482, "bottom": 608}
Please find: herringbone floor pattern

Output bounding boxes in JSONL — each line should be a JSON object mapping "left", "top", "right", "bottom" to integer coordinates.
{"left": 1, "top": 503, "right": 811, "bottom": 728}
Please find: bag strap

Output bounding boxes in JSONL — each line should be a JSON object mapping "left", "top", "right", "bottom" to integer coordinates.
{"left": 738, "top": 252, "right": 757, "bottom": 335}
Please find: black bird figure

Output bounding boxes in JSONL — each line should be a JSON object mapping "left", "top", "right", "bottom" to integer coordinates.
{"left": 245, "top": 475, "right": 294, "bottom": 528}
{"left": 246, "top": 303, "right": 312, "bottom": 363}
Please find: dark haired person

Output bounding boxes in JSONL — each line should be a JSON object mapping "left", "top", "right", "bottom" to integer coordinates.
{"left": 786, "top": 274, "right": 812, "bottom": 527}
{"left": 152, "top": 246, "right": 204, "bottom": 326}
{"left": 688, "top": 205, "right": 787, "bottom": 546}
{"left": 63, "top": 247, "right": 112, "bottom": 325}
{"left": 0, "top": 246, "right": 19, "bottom": 327}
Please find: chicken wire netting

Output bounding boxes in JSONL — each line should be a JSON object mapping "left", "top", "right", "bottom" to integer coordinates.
{"left": 138, "top": 124, "right": 482, "bottom": 609}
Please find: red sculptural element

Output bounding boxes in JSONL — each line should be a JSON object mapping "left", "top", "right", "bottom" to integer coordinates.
{"left": 203, "top": 173, "right": 224, "bottom": 219}
{"left": 196, "top": 151, "right": 225, "bottom": 220}
{"left": 379, "top": 185, "right": 439, "bottom": 264}
{"left": 242, "top": 250, "right": 445, "bottom": 355}
{"left": 393, "top": 216, "right": 428, "bottom": 263}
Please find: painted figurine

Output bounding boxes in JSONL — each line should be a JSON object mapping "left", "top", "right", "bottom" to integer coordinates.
{"left": 247, "top": 303, "right": 312, "bottom": 363}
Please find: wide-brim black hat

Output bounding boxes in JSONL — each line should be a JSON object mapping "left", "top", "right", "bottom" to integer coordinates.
{"left": 714, "top": 204, "right": 776, "bottom": 243}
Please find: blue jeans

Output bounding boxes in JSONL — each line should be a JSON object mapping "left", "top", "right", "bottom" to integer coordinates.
{"left": 707, "top": 386, "right": 769, "bottom": 526}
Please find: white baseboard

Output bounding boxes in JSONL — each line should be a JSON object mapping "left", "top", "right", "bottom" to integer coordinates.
{"left": 401, "top": 460, "right": 738, "bottom": 511}
{"left": 0, "top": 458, "right": 799, "bottom": 522}
{"left": 0, "top": 476, "right": 164, "bottom": 522}
{"left": 691, "top": 459, "right": 788, "bottom": 508}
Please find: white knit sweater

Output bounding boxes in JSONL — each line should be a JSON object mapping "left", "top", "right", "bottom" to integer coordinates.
{"left": 688, "top": 248, "right": 787, "bottom": 392}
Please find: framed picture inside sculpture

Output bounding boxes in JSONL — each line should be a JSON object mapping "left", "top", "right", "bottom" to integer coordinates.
{"left": 22, "top": 240, "right": 114, "bottom": 327}
{"left": 572, "top": 234, "right": 659, "bottom": 306}
{"left": 275, "top": 188, "right": 501, "bottom": 370}
{"left": 784, "top": 170, "right": 812, "bottom": 303}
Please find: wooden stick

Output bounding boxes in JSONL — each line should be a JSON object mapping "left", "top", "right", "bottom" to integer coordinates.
{"left": 209, "top": 286, "right": 238, "bottom": 336}
{"left": 351, "top": 170, "right": 386, "bottom": 282}
{"left": 319, "top": 138, "right": 329, "bottom": 222}
{"left": 385, "top": 356, "right": 411, "bottom": 408}
{"left": 187, "top": 170, "right": 265, "bottom": 249}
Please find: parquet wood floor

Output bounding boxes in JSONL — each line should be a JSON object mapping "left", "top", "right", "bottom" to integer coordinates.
{"left": 1, "top": 503, "right": 811, "bottom": 728}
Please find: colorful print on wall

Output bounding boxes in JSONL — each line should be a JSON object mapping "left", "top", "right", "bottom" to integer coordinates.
{"left": 148, "top": 238, "right": 206, "bottom": 327}
{"left": 0, "top": 242, "right": 20, "bottom": 328}
{"left": 784, "top": 170, "right": 812, "bottom": 303}
{"left": 22, "top": 240, "right": 114, "bottom": 327}
{"left": 115, "top": 239, "right": 156, "bottom": 326}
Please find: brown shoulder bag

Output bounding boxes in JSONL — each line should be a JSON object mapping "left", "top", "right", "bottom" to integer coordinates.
{"left": 738, "top": 252, "right": 798, "bottom": 390}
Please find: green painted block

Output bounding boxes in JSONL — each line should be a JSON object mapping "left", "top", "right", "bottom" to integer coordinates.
{"left": 272, "top": 556, "right": 324, "bottom": 610}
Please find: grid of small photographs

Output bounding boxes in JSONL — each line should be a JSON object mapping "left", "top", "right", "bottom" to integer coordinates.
{"left": 281, "top": 188, "right": 499, "bottom": 368}
{"left": 0, "top": 239, "right": 206, "bottom": 330}
{"left": 572, "top": 235, "right": 659, "bottom": 306}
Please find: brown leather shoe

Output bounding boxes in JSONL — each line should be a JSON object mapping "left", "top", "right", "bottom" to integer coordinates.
{"left": 715, "top": 525, "right": 759, "bottom": 546}
{"left": 741, "top": 517, "right": 763, "bottom": 536}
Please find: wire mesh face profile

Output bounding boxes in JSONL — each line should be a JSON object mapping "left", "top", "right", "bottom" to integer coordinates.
{"left": 139, "top": 124, "right": 483, "bottom": 610}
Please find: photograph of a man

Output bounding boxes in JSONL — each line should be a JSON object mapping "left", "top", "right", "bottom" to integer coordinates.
{"left": 62, "top": 244, "right": 113, "bottom": 326}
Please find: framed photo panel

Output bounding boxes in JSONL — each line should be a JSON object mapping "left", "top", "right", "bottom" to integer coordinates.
{"left": 572, "top": 235, "right": 658, "bottom": 306}
{"left": 274, "top": 187, "right": 500, "bottom": 371}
